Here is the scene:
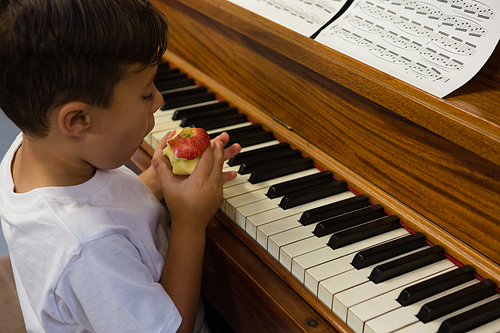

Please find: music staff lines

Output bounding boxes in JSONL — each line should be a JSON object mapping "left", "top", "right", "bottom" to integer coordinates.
{"left": 360, "top": 1, "right": 488, "bottom": 37}
{"left": 388, "top": 0, "right": 495, "bottom": 20}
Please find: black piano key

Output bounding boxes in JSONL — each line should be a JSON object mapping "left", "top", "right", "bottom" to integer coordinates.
{"left": 155, "top": 71, "right": 188, "bottom": 83}
{"left": 417, "top": 279, "right": 498, "bottom": 323}
{"left": 279, "top": 180, "right": 348, "bottom": 209}
{"left": 248, "top": 157, "right": 315, "bottom": 184}
{"left": 228, "top": 130, "right": 276, "bottom": 148}
{"left": 369, "top": 245, "right": 446, "bottom": 284}
{"left": 161, "top": 85, "right": 206, "bottom": 101}
{"left": 299, "top": 194, "right": 371, "bottom": 225}
{"left": 351, "top": 232, "right": 427, "bottom": 269}
{"left": 193, "top": 113, "right": 249, "bottom": 131}
{"left": 438, "top": 297, "right": 500, "bottom": 333}
{"left": 237, "top": 144, "right": 296, "bottom": 171}
{"left": 155, "top": 66, "right": 180, "bottom": 78}
{"left": 227, "top": 142, "right": 290, "bottom": 166}
{"left": 327, "top": 215, "right": 401, "bottom": 249}
{"left": 156, "top": 77, "right": 195, "bottom": 92}
{"left": 209, "top": 123, "right": 263, "bottom": 141}
{"left": 156, "top": 61, "right": 170, "bottom": 73}
{"left": 238, "top": 150, "right": 303, "bottom": 175}
{"left": 172, "top": 101, "right": 230, "bottom": 120}
{"left": 266, "top": 170, "right": 333, "bottom": 199}
{"left": 161, "top": 92, "right": 216, "bottom": 110}
{"left": 180, "top": 107, "right": 239, "bottom": 127}
{"left": 313, "top": 204, "right": 386, "bottom": 237}
{"left": 155, "top": 62, "right": 176, "bottom": 73}
{"left": 397, "top": 265, "right": 476, "bottom": 306}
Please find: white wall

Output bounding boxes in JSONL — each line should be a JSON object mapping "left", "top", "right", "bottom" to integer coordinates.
{"left": 0, "top": 112, "right": 21, "bottom": 256}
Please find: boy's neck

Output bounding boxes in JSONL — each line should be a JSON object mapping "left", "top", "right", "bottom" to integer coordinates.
{"left": 12, "top": 135, "right": 96, "bottom": 193}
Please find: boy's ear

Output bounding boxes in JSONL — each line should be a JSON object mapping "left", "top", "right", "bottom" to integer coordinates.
{"left": 57, "top": 102, "right": 93, "bottom": 137}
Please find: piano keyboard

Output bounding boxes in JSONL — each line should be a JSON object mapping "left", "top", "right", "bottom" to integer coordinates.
{"left": 146, "top": 62, "right": 500, "bottom": 333}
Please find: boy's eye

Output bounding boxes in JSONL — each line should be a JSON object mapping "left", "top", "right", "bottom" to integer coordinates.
{"left": 143, "top": 92, "right": 154, "bottom": 101}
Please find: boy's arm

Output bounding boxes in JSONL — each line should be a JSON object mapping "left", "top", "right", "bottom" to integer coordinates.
{"left": 153, "top": 141, "right": 225, "bottom": 333}
{"left": 138, "top": 166, "right": 163, "bottom": 201}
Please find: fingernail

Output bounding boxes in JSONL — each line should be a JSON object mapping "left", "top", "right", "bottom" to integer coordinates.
{"left": 151, "top": 159, "right": 158, "bottom": 168}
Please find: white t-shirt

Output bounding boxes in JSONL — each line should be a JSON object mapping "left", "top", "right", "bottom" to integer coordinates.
{"left": 0, "top": 134, "right": 182, "bottom": 332}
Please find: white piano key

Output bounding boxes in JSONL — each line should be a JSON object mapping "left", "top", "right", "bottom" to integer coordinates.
{"left": 390, "top": 295, "right": 500, "bottom": 333}
{"left": 304, "top": 253, "right": 358, "bottom": 295}
{"left": 268, "top": 223, "right": 315, "bottom": 260}
{"left": 162, "top": 99, "right": 220, "bottom": 112}
{"left": 244, "top": 191, "right": 355, "bottom": 238}
{"left": 158, "top": 84, "right": 198, "bottom": 94}
{"left": 152, "top": 119, "right": 182, "bottom": 134}
{"left": 153, "top": 109, "right": 175, "bottom": 121}
{"left": 236, "top": 140, "right": 281, "bottom": 153}
{"left": 333, "top": 259, "right": 455, "bottom": 322}
{"left": 317, "top": 257, "right": 370, "bottom": 308}
{"left": 316, "top": 247, "right": 431, "bottom": 309}
{"left": 348, "top": 288, "right": 402, "bottom": 333}
{"left": 223, "top": 173, "right": 251, "bottom": 189}
{"left": 256, "top": 214, "right": 302, "bottom": 249}
{"left": 225, "top": 180, "right": 277, "bottom": 201}
{"left": 292, "top": 228, "right": 409, "bottom": 284}
{"left": 151, "top": 130, "right": 168, "bottom": 148}
{"left": 280, "top": 234, "right": 328, "bottom": 271}
{"left": 225, "top": 188, "right": 275, "bottom": 221}
{"left": 356, "top": 278, "right": 477, "bottom": 333}
{"left": 223, "top": 163, "right": 238, "bottom": 171}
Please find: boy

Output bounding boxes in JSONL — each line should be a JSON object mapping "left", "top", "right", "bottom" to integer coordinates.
{"left": 0, "top": 0, "right": 240, "bottom": 332}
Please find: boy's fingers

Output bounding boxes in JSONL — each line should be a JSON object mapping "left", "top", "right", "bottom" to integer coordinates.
{"left": 191, "top": 146, "right": 215, "bottom": 179}
{"left": 210, "top": 132, "right": 241, "bottom": 161}
{"left": 152, "top": 130, "right": 176, "bottom": 160}
{"left": 222, "top": 170, "right": 238, "bottom": 182}
{"left": 209, "top": 140, "right": 225, "bottom": 181}
{"left": 224, "top": 143, "right": 241, "bottom": 161}
{"left": 152, "top": 158, "right": 175, "bottom": 187}
{"left": 210, "top": 132, "right": 229, "bottom": 147}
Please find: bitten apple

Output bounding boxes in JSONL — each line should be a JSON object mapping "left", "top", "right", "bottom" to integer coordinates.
{"left": 163, "top": 128, "right": 211, "bottom": 175}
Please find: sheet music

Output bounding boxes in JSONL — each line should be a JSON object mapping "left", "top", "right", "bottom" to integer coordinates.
{"left": 315, "top": 0, "right": 500, "bottom": 97}
{"left": 227, "top": 0, "right": 500, "bottom": 98}
{"left": 226, "top": 0, "right": 350, "bottom": 37}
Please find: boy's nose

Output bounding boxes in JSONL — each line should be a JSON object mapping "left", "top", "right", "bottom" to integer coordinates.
{"left": 153, "top": 87, "right": 164, "bottom": 112}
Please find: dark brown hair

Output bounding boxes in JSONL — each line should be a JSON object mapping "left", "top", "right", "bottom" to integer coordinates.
{"left": 0, "top": 0, "right": 169, "bottom": 137}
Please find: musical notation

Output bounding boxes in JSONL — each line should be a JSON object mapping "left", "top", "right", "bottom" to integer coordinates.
{"left": 316, "top": 0, "right": 500, "bottom": 97}
{"left": 227, "top": 0, "right": 349, "bottom": 37}
{"left": 227, "top": 0, "right": 500, "bottom": 97}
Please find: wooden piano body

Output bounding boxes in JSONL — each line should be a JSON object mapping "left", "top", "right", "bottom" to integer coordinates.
{"left": 132, "top": 0, "right": 500, "bottom": 331}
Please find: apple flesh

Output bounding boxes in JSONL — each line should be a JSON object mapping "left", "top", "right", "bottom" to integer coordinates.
{"left": 163, "top": 128, "right": 211, "bottom": 175}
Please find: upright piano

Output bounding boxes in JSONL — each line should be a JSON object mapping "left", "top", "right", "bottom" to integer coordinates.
{"left": 130, "top": 0, "right": 500, "bottom": 332}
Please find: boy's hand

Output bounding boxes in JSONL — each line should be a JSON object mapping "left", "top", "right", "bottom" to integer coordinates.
{"left": 152, "top": 141, "right": 225, "bottom": 231}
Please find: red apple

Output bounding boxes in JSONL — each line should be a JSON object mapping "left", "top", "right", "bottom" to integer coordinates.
{"left": 163, "top": 128, "right": 210, "bottom": 175}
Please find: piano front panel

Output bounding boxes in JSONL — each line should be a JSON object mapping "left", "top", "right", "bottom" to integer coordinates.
{"left": 152, "top": 0, "right": 500, "bottom": 270}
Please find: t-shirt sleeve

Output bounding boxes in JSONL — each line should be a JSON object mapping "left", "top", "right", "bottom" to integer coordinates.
{"left": 54, "top": 234, "right": 182, "bottom": 332}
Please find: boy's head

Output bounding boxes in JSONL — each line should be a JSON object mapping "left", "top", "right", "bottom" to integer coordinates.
{"left": 0, "top": 0, "right": 169, "bottom": 138}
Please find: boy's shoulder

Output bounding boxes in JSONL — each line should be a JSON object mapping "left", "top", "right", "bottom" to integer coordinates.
{"left": 1, "top": 134, "right": 158, "bottom": 233}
